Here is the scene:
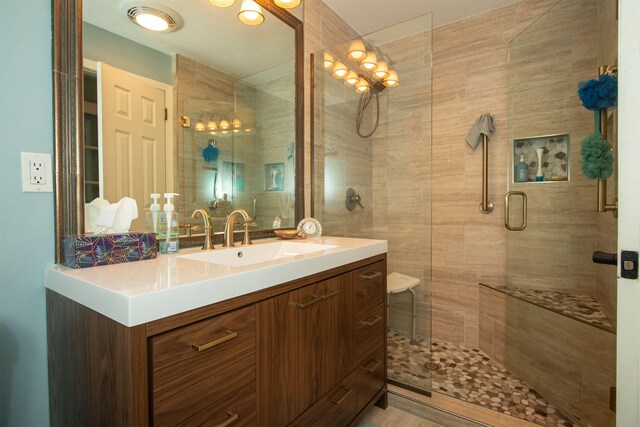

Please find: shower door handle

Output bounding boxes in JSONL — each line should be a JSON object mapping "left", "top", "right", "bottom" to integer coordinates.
{"left": 504, "top": 191, "right": 527, "bottom": 231}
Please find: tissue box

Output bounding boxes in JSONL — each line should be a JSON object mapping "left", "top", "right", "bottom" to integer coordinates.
{"left": 62, "top": 233, "right": 157, "bottom": 269}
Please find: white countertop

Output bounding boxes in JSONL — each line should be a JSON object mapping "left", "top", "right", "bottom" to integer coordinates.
{"left": 45, "top": 236, "right": 387, "bottom": 327}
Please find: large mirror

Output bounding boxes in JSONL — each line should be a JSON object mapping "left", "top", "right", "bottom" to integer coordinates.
{"left": 53, "top": 0, "right": 303, "bottom": 260}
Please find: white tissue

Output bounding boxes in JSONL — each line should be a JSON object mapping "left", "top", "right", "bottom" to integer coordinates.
{"left": 85, "top": 197, "right": 139, "bottom": 234}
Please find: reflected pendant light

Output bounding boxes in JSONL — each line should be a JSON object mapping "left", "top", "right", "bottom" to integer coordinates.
{"left": 209, "top": 0, "right": 236, "bottom": 7}
{"left": 195, "top": 120, "right": 206, "bottom": 132}
{"left": 384, "top": 70, "right": 399, "bottom": 87}
{"left": 232, "top": 118, "right": 242, "bottom": 129}
{"left": 331, "top": 62, "right": 349, "bottom": 78}
{"left": 360, "top": 51, "right": 378, "bottom": 71}
{"left": 274, "top": 0, "right": 301, "bottom": 8}
{"left": 355, "top": 78, "right": 370, "bottom": 93}
{"left": 323, "top": 52, "right": 335, "bottom": 70}
{"left": 344, "top": 71, "right": 359, "bottom": 87}
{"left": 219, "top": 118, "right": 231, "bottom": 130}
{"left": 348, "top": 40, "right": 366, "bottom": 61}
{"left": 238, "top": 0, "right": 265, "bottom": 25}
{"left": 207, "top": 118, "right": 218, "bottom": 131}
{"left": 373, "top": 61, "right": 389, "bottom": 79}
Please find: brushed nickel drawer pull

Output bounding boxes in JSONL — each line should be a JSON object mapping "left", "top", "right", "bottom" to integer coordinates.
{"left": 363, "top": 359, "right": 382, "bottom": 373}
{"left": 295, "top": 294, "right": 323, "bottom": 309}
{"left": 360, "top": 271, "right": 382, "bottom": 280}
{"left": 360, "top": 315, "right": 383, "bottom": 327}
{"left": 215, "top": 411, "right": 238, "bottom": 427}
{"left": 192, "top": 329, "right": 238, "bottom": 352}
{"left": 320, "top": 289, "right": 339, "bottom": 300}
{"left": 330, "top": 386, "right": 353, "bottom": 406}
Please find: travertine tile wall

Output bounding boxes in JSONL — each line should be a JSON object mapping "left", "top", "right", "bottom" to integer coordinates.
{"left": 480, "top": 287, "right": 615, "bottom": 426}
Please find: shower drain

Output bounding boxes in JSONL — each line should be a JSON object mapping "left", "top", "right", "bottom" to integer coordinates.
{"left": 424, "top": 361, "right": 440, "bottom": 371}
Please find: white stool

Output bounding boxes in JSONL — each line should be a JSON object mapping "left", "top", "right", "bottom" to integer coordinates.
{"left": 387, "top": 272, "right": 421, "bottom": 345}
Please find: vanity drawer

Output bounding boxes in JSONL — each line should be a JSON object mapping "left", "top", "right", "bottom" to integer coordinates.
{"left": 354, "top": 261, "right": 385, "bottom": 317}
{"left": 355, "top": 344, "right": 385, "bottom": 414}
{"left": 177, "top": 381, "right": 256, "bottom": 427}
{"left": 290, "top": 370, "right": 358, "bottom": 427}
{"left": 354, "top": 304, "right": 385, "bottom": 366}
{"left": 151, "top": 305, "right": 256, "bottom": 426}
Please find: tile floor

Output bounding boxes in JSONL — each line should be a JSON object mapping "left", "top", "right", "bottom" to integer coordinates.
{"left": 387, "top": 330, "right": 575, "bottom": 426}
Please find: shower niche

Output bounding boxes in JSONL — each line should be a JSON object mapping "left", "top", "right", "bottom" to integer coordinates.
{"left": 512, "top": 133, "right": 569, "bottom": 183}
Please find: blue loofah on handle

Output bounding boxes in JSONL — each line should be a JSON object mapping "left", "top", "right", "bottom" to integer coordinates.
{"left": 580, "top": 132, "right": 613, "bottom": 180}
{"left": 203, "top": 143, "right": 220, "bottom": 163}
{"left": 577, "top": 74, "right": 617, "bottom": 111}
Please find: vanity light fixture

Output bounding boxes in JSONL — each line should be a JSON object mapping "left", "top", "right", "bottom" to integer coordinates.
{"left": 348, "top": 40, "right": 367, "bottom": 61}
{"left": 373, "top": 61, "right": 389, "bottom": 79}
{"left": 207, "top": 118, "right": 218, "bottom": 131}
{"left": 323, "top": 52, "right": 335, "bottom": 70}
{"left": 344, "top": 71, "right": 359, "bottom": 87}
{"left": 195, "top": 120, "right": 206, "bottom": 132}
{"left": 232, "top": 117, "right": 242, "bottom": 129}
{"left": 331, "top": 62, "right": 349, "bottom": 78}
{"left": 126, "top": 5, "right": 181, "bottom": 32}
{"left": 219, "top": 118, "right": 231, "bottom": 130}
{"left": 355, "top": 78, "right": 370, "bottom": 93}
{"left": 238, "top": 0, "right": 265, "bottom": 25}
{"left": 209, "top": 0, "right": 236, "bottom": 6}
{"left": 360, "top": 52, "right": 378, "bottom": 71}
{"left": 274, "top": 0, "right": 301, "bottom": 8}
{"left": 383, "top": 69, "right": 399, "bottom": 87}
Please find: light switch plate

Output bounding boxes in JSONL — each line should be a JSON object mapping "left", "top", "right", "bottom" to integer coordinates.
{"left": 21, "top": 152, "right": 53, "bottom": 192}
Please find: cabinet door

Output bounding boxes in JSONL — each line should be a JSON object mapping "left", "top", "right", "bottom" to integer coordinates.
{"left": 257, "top": 284, "right": 319, "bottom": 426}
{"left": 316, "top": 275, "right": 354, "bottom": 397}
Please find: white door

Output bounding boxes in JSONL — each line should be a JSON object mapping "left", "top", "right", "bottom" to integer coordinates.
{"left": 98, "top": 62, "right": 167, "bottom": 232}
{"left": 616, "top": 0, "right": 640, "bottom": 424}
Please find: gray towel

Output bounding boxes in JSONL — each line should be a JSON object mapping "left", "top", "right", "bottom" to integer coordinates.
{"left": 465, "top": 113, "right": 495, "bottom": 151}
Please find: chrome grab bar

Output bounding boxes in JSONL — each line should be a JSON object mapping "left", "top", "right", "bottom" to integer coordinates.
{"left": 479, "top": 134, "right": 494, "bottom": 214}
{"left": 504, "top": 191, "right": 527, "bottom": 231}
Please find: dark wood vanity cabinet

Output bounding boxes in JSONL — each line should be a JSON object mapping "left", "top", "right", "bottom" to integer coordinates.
{"left": 47, "top": 254, "right": 386, "bottom": 427}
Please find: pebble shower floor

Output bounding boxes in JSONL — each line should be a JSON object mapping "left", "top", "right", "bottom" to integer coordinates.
{"left": 387, "top": 329, "right": 575, "bottom": 426}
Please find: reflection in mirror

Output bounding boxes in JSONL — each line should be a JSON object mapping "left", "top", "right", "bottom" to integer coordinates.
{"left": 80, "top": 0, "right": 300, "bottom": 237}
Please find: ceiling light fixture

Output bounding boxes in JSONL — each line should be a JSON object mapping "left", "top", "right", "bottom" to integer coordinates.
{"left": 274, "top": 0, "right": 301, "bottom": 8}
{"left": 373, "top": 61, "right": 389, "bottom": 79}
{"left": 344, "top": 71, "right": 359, "bottom": 87}
{"left": 126, "top": 5, "right": 181, "bottom": 32}
{"left": 207, "top": 118, "right": 218, "bottom": 131}
{"left": 195, "top": 120, "right": 206, "bottom": 132}
{"left": 383, "top": 70, "right": 399, "bottom": 87}
{"left": 355, "top": 78, "right": 370, "bottom": 94}
{"left": 238, "top": 0, "right": 265, "bottom": 25}
{"left": 323, "top": 52, "right": 335, "bottom": 70}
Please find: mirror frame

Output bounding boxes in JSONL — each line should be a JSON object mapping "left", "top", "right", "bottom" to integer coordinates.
{"left": 52, "top": 0, "right": 304, "bottom": 262}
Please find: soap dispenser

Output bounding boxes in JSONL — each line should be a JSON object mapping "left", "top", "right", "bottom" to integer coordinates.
{"left": 514, "top": 155, "right": 529, "bottom": 182}
{"left": 159, "top": 193, "right": 180, "bottom": 254}
{"left": 146, "top": 193, "right": 162, "bottom": 233}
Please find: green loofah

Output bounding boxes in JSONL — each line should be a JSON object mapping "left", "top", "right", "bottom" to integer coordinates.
{"left": 580, "top": 132, "right": 613, "bottom": 180}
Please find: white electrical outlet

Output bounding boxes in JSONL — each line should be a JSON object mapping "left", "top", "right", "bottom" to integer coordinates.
{"left": 21, "top": 152, "right": 53, "bottom": 192}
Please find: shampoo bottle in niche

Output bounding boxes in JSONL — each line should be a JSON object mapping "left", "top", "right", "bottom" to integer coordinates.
{"left": 159, "top": 193, "right": 180, "bottom": 254}
{"left": 146, "top": 193, "right": 162, "bottom": 233}
{"left": 515, "top": 155, "right": 529, "bottom": 182}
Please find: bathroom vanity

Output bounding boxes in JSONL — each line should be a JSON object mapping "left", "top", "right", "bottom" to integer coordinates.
{"left": 45, "top": 237, "right": 387, "bottom": 426}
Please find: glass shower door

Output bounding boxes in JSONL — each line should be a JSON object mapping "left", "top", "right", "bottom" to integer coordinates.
{"left": 312, "top": 13, "right": 433, "bottom": 395}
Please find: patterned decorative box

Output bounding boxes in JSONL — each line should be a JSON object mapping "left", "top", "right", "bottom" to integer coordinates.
{"left": 62, "top": 233, "right": 157, "bottom": 269}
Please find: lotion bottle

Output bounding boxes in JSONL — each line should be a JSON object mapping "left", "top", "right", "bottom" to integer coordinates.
{"left": 159, "top": 193, "right": 180, "bottom": 254}
{"left": 146, "top": 193, "right": 162, "bottom": 233}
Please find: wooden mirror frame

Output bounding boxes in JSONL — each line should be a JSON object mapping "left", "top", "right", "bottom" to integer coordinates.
{"left": 52, "top": 0, "right": 304, "bottom": 263}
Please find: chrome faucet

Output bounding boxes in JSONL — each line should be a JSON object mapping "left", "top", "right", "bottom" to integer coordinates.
{"left": 191, "top": 209, "right": 214, "bottom": 250}
{"left": 223, "top": 209, "right": 253, "bottom": 247}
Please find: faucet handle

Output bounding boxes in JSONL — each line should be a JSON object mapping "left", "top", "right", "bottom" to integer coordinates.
{"left": 242, "top": 222, "right": 255, "bottom": 246}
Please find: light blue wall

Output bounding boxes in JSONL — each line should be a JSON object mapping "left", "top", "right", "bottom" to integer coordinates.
{"left": 84, "top": 22, "right": 173, "bottom": 85}
{"left": 0, "top": 0, "right": 53, "bottom": 425}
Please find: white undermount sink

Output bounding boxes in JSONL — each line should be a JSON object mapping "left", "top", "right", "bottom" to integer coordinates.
{"left": 178, "top": 241, "right": 338, "bottom": 267}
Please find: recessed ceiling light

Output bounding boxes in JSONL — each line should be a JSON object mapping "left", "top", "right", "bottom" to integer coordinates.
{"left": 125, "top": 4, "right": 182, "bottom": 32}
